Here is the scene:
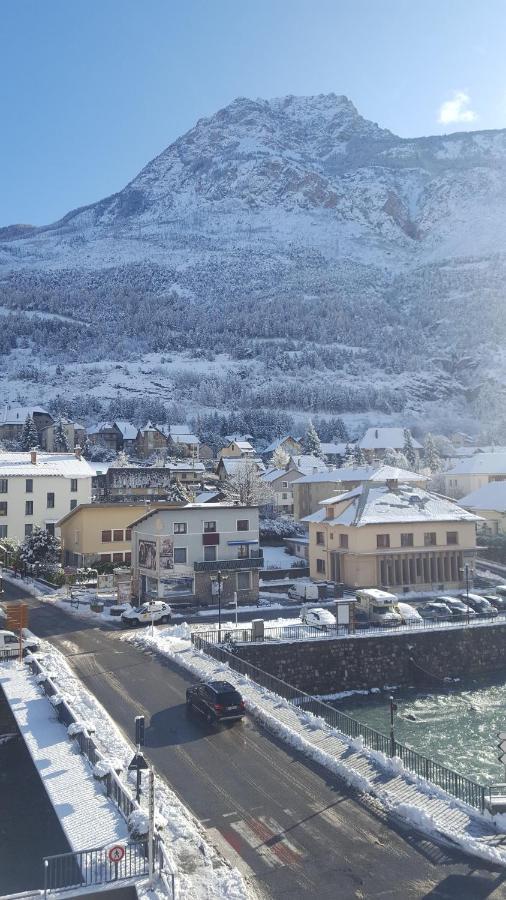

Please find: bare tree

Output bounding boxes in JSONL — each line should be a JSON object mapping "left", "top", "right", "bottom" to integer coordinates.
{"left": 222, "top": 461, "right": 274, "bottom": 506}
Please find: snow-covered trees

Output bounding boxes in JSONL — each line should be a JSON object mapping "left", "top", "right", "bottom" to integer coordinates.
{"left": 304, "top": 421, "right": 322, "bottom": 458}
{"left": 114, "top": 450, "right": 131, "bottom": 467}
{"left": 270, "top": 447, "right": 289, "bottom": 469}
{"left": 20, "top": 415, "right": 39, "bottom": 451}
{"left": 334, "top": 418, "right": 349, "bottom": 441}
{"left": 403, "top": 429, "right": 417, "bottom": 469}
{"left": 383, "top": 448, "right": 410, "bottom": 469}
{"left": 352, "top": 444, "right": 367, "bottom": 466}
{"left": 19, "top": 527, "right": 61, "bottom": 570}
{"left": 222, "top": 461, "right": 274, "bottom": 507}
{"left": 53, "top": 417, "right": 70, "bottom": 452}
{"left": 423, "top": 432, "right": 441, "bottom": 473}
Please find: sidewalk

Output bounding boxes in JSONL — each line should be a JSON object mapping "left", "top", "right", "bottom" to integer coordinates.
{"left": 128, "top": 624, "right": 506, "bottom": 867}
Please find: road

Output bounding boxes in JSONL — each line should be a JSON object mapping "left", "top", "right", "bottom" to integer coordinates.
{"left": 6, "top": 580, "right": 506, "bottom": 900}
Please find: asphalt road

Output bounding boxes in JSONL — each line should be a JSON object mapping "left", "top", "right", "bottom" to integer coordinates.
{"left": 6, "top": 580, "right": 506, "bottom": 900}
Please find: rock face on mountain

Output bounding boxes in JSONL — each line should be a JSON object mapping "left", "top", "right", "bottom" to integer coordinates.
{"left": 1, "top": 93, "right": 506, "bottom": 428}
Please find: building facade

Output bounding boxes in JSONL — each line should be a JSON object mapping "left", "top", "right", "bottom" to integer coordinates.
{"left": 58, "top": 503, "right": 146, "bottom": 567}
{"left": 444, "top": 452, "right": 506, "bottom": 498}
{"left": 293, "top": 465, "right": 426, "bottom": 521}
{"left": 0, "top": 406, "right": 53, "bottom": 443}
{"left": 0, "top": 450, "right": 93, "bottom": 542}
{"left": 130, "top": 503, "right": 261, "bottom": 605}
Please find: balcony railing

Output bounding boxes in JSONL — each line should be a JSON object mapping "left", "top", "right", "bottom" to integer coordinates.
{"left": 194, "top": 550, "right": 263, "bottom": 572}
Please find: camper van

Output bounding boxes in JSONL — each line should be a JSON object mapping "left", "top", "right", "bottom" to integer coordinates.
{"left": 354, "top": 589, "right": 402, "bottom": 627}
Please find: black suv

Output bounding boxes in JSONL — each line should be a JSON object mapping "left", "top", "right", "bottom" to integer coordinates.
{"left": 186, "top": 680, "right": 245, "bottom": 724}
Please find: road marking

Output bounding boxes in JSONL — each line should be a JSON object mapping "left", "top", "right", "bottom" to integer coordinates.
{"left": 222, "top": 811, "right": 236, "bottom": 818}
{"left": 227, "top": 816, "right": 304, "bottom": 869}
{"left": 206, "top": 827, "right": 257, "bottom": 879}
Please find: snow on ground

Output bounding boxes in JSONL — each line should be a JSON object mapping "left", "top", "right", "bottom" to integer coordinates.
{"left": 21, "top": 641, "right": 249, "bottom": 900}
{"left": 261, "top": 546, "right": 299, "bottom": 569}
{"left": 124, "top": 622, "right": 506, "bottom": 866}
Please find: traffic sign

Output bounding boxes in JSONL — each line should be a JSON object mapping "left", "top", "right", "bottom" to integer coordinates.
{"left": 135, "top": 715, "right": 145, "bottom": 747}
{"left": 108, "top": 845, "right": 125, "bottom": 864}
{"left": 128, "top": 752, "right": 149, "bottom": 771}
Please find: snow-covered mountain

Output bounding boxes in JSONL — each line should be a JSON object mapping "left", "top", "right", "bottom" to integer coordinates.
{"left": 2, "top": 93, "right": 506, "bottom": 433}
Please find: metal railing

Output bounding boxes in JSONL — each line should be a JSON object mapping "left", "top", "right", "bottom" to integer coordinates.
{"left": 191, "top": 635, "right": 486, "bottom": 812}
{"left": 195, "top": 610, "right": 506, "bottom": 646}
{"left": 194, "top": 553, "right": 263, "bottom": 572}
{"left": 43, "top": 841, "right": 149, "bottom": 895}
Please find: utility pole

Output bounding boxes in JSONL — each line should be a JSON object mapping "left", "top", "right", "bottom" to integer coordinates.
{"left": 389, "top": 695, "right": 397, "bottom": 757}
{"left": 211, "top": 570, "right": 228, "bottom": 642}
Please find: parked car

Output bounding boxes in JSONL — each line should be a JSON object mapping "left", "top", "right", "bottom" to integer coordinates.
{"left": 459, "top": 593, "right": 498, "bottom": 617}
{"left": 186, "top": 680, "right": 245, "bottom": 724}
{"left": 483, "top": 594, "right": 506, "bottom": 612}
{"left": 437, "top": 596, "right": 476, "bottom": 619}
{"left": 300, "top": 606, "right": 336, "bottom": 628}
{"left": 418, "top": 601, "right": 452, "bottom": 621}
{"left": 121, "top": 601, "right": 172, "bottom": 627}
{"left": 395, "top": 602, "right": 423, "bottom": 625}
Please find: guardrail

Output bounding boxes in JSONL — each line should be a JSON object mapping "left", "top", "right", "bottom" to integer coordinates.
{"left": 24, "top": 656, "right": 177, "bottom": 897}
{"left": 43, "top": 841, "right": 149, "bottom": 896}
{"left": 194, "top": 610, "right": 506, "bottom": 646}
{"left": 191, "top": 635, "right": 486, "bottom": 812}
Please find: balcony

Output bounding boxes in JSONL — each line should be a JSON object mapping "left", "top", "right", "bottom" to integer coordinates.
{"left": 194, "top": 550, "right": 263, "bottom": 573}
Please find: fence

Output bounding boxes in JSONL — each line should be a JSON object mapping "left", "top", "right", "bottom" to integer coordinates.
{"left": 195, "top": 610, "right": 506, "bottom": 647}
{"left": 24, "top": 657, "right": 177, "bottom": 896}
{"left": 191, "top": 635, "right": 486, "bottom": 812}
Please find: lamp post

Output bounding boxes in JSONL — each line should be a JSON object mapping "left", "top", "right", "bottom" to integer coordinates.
{"left": 389, "top": 694, "right": 398, "bottom": 757}
{"left": 211, "top": 570, "right": 228, "bottom": 642}
{"left": 460, "top": 563, "right": 473, "bottom": 625}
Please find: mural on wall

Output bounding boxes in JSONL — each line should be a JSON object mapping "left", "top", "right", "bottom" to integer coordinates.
{"left": 138, "top": 540, "right": 157, "bottom": 571}
{"left": 160, "top": 537, "right": 174, "bottom": 570}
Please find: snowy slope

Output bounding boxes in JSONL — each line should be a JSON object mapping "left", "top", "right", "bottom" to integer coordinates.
{"left": 2, "top": 93, "right": 506, "bottom": 429}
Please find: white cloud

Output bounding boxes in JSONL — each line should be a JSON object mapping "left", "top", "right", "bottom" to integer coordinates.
{"left": 438, "top": 91, "right": 478, "bottom": 125}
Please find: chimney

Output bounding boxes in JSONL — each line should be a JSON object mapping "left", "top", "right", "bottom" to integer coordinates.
{"left": 74, "top": 445, "right": 82, "bottom": 460}
{"left": 30, "top": 449, "right": 37, "bottom": 465}
{"left": 375, "top": 429, "right": 379, "bottom": 439}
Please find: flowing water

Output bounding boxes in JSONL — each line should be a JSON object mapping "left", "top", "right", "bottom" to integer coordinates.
{"left": 331, "top": 672, "right": 506, "bottom": 784}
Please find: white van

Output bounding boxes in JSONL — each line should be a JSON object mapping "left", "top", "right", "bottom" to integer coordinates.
{"left": 0, "top": 629, "right": 39, "bottom": 658}
{"left": 287, "top": 582, "right": 319, "bottom": 602}
{"left": 355, "top": 589, "right": 402, "bottom": 627}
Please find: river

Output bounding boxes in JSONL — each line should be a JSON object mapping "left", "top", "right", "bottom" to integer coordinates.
{"left": 330, "top": 671, "right": 506, "bottom": 784}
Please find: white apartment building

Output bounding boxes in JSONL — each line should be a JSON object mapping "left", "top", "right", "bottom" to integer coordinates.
{"left": 0, "top": 450, "right": 93, "bottom": 542}
{"left": 130, "top": 503, "right": 261, "bottom": 605}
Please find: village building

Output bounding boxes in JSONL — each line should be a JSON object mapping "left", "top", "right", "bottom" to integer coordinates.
{"left": 320, "top": 442, "right": 348, "bottom": 465}
{"left": 114, "top": 421, "right": 139, "bottom": 453}
{"left": 444, "top": 452, "right": 506, "bottom": 498}
{"left": 0, "top": 449, "right": 93, "bottom": 542}
{"left": 166, "top": 424, "right": 200, "bottom": 459}
{"left": 261, "top": 454, "right": 329, "bottom": 516}
{"left": 292, "top": 465, "right": 426, "bottom": 521}
{"left": 87, "top": 422, "right": 123, "bottom": 453}
{"left": 135, "top": 422, "right": 168, "bottom": 458}
{"left": 41, "top": 419, "right": 86, "bottom": 452}
{"left": 459, "top": 482, "right": 506, "bottom": 536}
{"left": 358, "top": 427, "right": 422, "bottom": 464}
{"left": 0, "top": 406, "right": 53, "bottom": 443}
{"left": 216, "top": 456, "right": 265, "bottom": 482}
{"left": 283, "top": 535, "right": 309, "bottom": 562}
{"left": 129, "top": 503, "right": 261, "bottom": 605}
{"left": 218, "top": 439, "right": 256, "bottom": 460}
{"left": 262, "top": 435, "right": 303, "bottom": 459}
{"left": 304, "top": 478, "right": 479, "bottom": 591}
{"left": 102, "top": 462, "right": 205, "bottom": 502}
{"left": 57, "top": 502, "right": 146, "bottom": 567}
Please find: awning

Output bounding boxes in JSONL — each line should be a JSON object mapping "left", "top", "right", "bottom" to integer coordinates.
{"left": 227, "top": 540, "right": 259, "bottom": 545}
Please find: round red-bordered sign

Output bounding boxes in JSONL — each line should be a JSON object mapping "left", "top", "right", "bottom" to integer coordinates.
{"left": 108, "top": 845, "right": 125, "bottom": 863}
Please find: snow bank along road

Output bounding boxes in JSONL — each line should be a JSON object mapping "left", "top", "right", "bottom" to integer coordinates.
{"left": 7, "top": 580, "right": 506, "bottom": 900}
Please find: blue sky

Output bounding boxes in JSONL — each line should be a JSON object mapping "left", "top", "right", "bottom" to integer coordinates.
{"left": 2, "top": 0, "right": 505, "bottom": 226}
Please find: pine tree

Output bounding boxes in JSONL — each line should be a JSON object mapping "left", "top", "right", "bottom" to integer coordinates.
{"left": 403, "top": 429, "right": 417, "bottom": 469}
{"left": 304, "top": 421, "right": 322, "bottom": 458}
{"left": 20, "top": 415, "right": 39, "bottom": 451}
{"left": 424, "top": 432, "right": 441, "bottom": 473}
{"left": 334, "top": 418, "right": 349, "bottom": 442}
{"left": 352, "top": 444, "right": 367, "bottom": 466}
{"left": 19, "top": 526, "right": 61, "bottom": 570}
{"left": 270, "top": 447, "right": 289, "bottom": 469}
{"left": 344, "top": 442, "right": 354, "bottom": 465}
{"left": 53, "top": 417, "right": 70, "bottom": 452}
{"left": 383, "top": 448, "right": 409, "bottom": 469}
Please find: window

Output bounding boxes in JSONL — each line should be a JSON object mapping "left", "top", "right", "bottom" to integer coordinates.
{"left": 0, "top": 480, "right": 7, "bottom": 493}
{"left": 316, "top": 558, "right": 326, "bottom": 574}
{"left": 0, "top": 525, "right": 7, "bottom": 538}
{"left": 113, "top": 529, "right": 124, "bottom": 542}
{"left": 401, "top": 533, "right": 414, "bottom": 547}
{"left": 204, "top": 521, "right": 216, "bottom": 532}
{"left": 24, "top": 524, "right": 33, "bottom": 537}
{"left": 174, "top": 547, "right": 187, "bottom": 564}
{"left": 25, "top": 501, "right": 33, "bottom": 516}
{"left": 101, "top": 530, "right": 112, "bottom": 543}
{"left": 70, "top": 499, "right": 77, "bottom": 510}
{"left": 124, "top": 552, "right": 131, "bottom": 565}
{"left": 237, "top": 544, "right": 249, "bottom": 559}
{"left": 46, "top": 524, "right": 55, "bottom": 537}
{"left": 282, "top": 493, "right": 288, "bottom": 500}
{"left": 339, "top": 534, "right": 348, "bottom": 549}
{"left": 113, "top": 552, "right": 123, "bottom": 563}
{"left": 447, "top": 531, "right": 458, "bottom": 545}
{"left": 173, "top": 523, "right": 187, "bottom": 534}
{"left": 47, "top": 492, "right": 55, "bottom": 509}
{"left": 376, "top": 534, "right": 390, "bottom": 548}
{"left": 316, "top": 532, "right": 325, "bottom": 545}
{"left": 70, "top": 479, "right": 78, "bottom": 492}
{"left": 125, "top": 529, "right": 131, "bottom": 541}
{"left": 237, "top": 519, "right": 249, "bottom": 531}
{"left": 0, "top": 502, "right": 7, "bottom": 517}
{"left": 25, "top": 479, "right": 33, "bottom": 493}
{"left": 100, "top": 553, "right": 111, "bottom": 562}
{"left": 282, "top": 481, "right": 288, "bottom": 488}
{"left": 237, "top": 571, "right": 251, "bottom": 591}
{"left": 203, "top": 545, "right": 217, "bottom": 562}
{"left": 424, "top": 532, "right": 437, "bottom": 546}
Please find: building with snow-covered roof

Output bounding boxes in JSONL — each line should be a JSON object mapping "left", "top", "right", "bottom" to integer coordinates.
{"left": 0, "top": 449, "right": 93, "bottom": 542}
{"left": 216, "top": 456, "right": 265, "bottom": 481}
{"left": 262, "top": 435, "right": 303, "bottom": 458}
{"left": 0, "top": 406, "right": 53, "bottom": 443}
{"left": 303, "top": 479, "right": 479, "bottom": 590}
{"left": 459, "top": 482, "right": 506, "bottom": 535}
{"left": 40, "top": 418, "right": 86, "bottom": 452}
{"left": 87, "top": 422, "right": 122, "bottom": 452}
{"left": 292, "top": 464, "right": 426, "bottom": 520}
{"left": 103, "top": 462, "right": 205, "bottom": 502}
{"left": 320, "top": 442, "right": 348, "bottom": 464}
{"left": 166, "top": 424, "right": 200, "bottom": 459}
{"left": 358, "top": 427, "right": 422, "bottom": 463}
{"left": 218, "top": 439, "right": 256, "bottom": 460}
{"left": 444, "top": 452, "right": 506, "bottom": 498}
{"left": 135, "top": 422, "right": 168, "bottom": 458}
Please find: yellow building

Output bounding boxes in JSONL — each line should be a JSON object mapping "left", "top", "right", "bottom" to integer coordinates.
{"left": 58, "top": 503, "right": 159, "bottom": 567}
{"left": 218, "top": 440, "right": 256, "bottom": 460}
{"left": 444, "top": 452, "right": 506, "bottom": 498}
{"left": 460, "top": 482, "right": 506, "bottom": 535}
{"left": 304, "top": 479, "right": 480, "bottom": 591}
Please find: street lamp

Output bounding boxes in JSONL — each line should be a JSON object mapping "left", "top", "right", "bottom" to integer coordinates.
{"left": 459, "top": 563, "right": 474, "bottom": 625}
{"left": 211, "top": 570, "right": 228, "bottom": 642}
{"left": 389, "top": 694, "right": 398, "bottom": 757}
